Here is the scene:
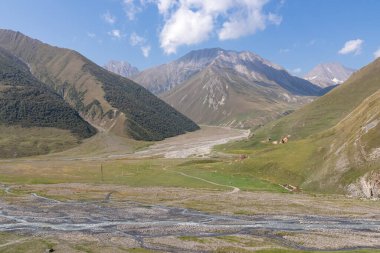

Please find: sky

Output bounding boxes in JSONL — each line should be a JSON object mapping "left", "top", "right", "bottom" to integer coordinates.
{"left": 1, "top": 0, "right": 380, "bottom": 75}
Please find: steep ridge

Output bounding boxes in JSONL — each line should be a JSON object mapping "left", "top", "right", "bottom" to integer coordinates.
{"left": 0, "top": 29, "right": 199, "bottom": 141}
{"left": 326, "top": 88, "right": 380, "bottom": 197}
{"left": 137, "top": 48, "right": 322, "bottom": 128}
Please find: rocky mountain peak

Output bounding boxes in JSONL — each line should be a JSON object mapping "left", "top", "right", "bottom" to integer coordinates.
{"left": 304, "top": 62, "right": 355, "bottom": 88}
{"left": 103, "top": 60, "right": 139, "bottom": 78}
{"left": 133, "top": 47, "right": 320, "bottom": 96}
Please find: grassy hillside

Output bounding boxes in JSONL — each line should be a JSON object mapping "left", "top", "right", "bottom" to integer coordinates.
{"left": 221, "top": 58, "right": 380, "bottom": 195}
{"left": 0, "top": 29, "right": 199, "bottom": 141}
{"left": 0, "top": 126, "right": 79, "bottom": 158}
{"left": 254, "top": 58, "right": 380, "bottom": 141}
{"left": 0, "top": 47, "right": 96, "bottom": 157}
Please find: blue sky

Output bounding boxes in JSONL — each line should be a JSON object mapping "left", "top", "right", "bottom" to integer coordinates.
{"left": 1, "top": 0, "right": 380, "bottom": 75}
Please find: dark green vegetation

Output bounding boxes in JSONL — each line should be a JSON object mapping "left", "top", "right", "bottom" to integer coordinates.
{"left": 0, "top": 46, "right": 96, "bottom": 157}
{"left": 0, "top": 48, "right": 96, "bottom": 138}
{"left": 84, "top": 62, "right": 199, "bottom": 140}
{"left": 0, "top": 29, "right": 199, "bottom": 142}
{"left": 221, "top": 58, "right": 380, "bottom": 194}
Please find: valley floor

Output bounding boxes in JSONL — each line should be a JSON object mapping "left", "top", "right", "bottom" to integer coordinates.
{"left": 0, "top": 127, "right": 379, "bottom": 252}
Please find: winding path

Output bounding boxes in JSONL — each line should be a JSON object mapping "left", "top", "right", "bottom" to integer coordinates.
{"left": 162, "top": 167, "right": 240, "bottom": 194}
{"left": 176, "top": 171, "right": 240, "bottom": 194}
{"left": 0, "top": 239, "right": 29, "bottom": 248}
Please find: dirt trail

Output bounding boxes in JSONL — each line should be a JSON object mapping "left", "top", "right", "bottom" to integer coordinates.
{"left": 176, "top": 171, "right": 240, "bottom": 194}
{"left": 0, "top": 239, "right": 29, "bottom": 248}
{"left": 162, "top": 166, "right": 240, "bottom": 194}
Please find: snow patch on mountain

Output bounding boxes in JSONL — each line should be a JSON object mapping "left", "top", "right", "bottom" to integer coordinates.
{"left": 332, "top": 77, "right": 343, "bottom": 84}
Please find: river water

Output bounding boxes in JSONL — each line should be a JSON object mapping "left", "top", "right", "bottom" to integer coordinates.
{"left": 0, "top": 193, "right": 379, "bottom": 251}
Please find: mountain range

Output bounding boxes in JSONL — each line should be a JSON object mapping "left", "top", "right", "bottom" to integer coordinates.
{"left": 1, "top": 28, "right": 374, "bottom": 178}
{"left": 304, "top": 62, "right": 355, "bottom": 88}
{"left": 133, "top": 48, "right": 323, "bottom": 128}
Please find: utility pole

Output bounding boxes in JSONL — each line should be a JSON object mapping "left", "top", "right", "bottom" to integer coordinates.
{"left": 101, "top": 163, "right": 104, "bottom": 182}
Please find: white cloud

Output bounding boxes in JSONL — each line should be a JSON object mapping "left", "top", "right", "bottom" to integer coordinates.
{"left": 279, "top": 48, "right": 290, "bottom": 53}
{"left": 157, "top": 0, "right": 177, "bottom": 14}
{"left": 160, "top": 6, "right": 214, "bottom": 54}
{"left": 108, "top": 29, "right": 123, "bottom": 39}
{"left": 102, "top": 11, "right": 117, "bottom": 24}
{"left": 130, "top": 32, "right": 146, "bottom": 46}
{"left": 374, "top": 47, "right": 380, "bottom": 59}
{"left": 87, "top": 32, "right": 96, "bottom": 38}
{"left": 157, "top": 0, "right": 282, "bottom": 54}
{"left": 123, "top": 0, "right": 145, "bottom": 20}
{"left": 268, "top": 12, "right": 283, "bottom": 25}
{"left": 141, "top": 45, "right": 151, "bottom": 57}
{"left": 338, "top": 39, "right": 364, "bottom": 55}
{"left": 129, "top": 31, "right": 151, "bottom": 58}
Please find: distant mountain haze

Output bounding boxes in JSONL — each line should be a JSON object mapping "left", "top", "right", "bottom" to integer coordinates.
{"left": 103, "top": 60, "right": 139, "bottom": 78}
{"left": 134, "top": 48, "right": 323, "bottom": 128}
{"left": 133, "top": 48, "right": 227, "bottom": 94}
{"left": 304, "top": 62, "right": 355, "bottom": 88}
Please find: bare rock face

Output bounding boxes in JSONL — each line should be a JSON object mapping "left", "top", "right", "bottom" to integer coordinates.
{"left": 134, "top": 48, "right": 321, "bottom": 96}
{"left": 347, "top": 171, "right": 380, "bottom": 199}
{"left": 134, "top": 48, "right": 322, "bottom": 128}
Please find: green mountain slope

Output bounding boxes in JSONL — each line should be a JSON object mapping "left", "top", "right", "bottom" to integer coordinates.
{"left": 223, "top": 58, "right": 380, "bottom": 197}
{"left": 0, "top": 29, "right": 199, "bottom": 141}
{"left": 0, "top": 47, "right": 96, "bottom": 157}
{"left": 256, "top": 59, "right": 380, "bottom": 140}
